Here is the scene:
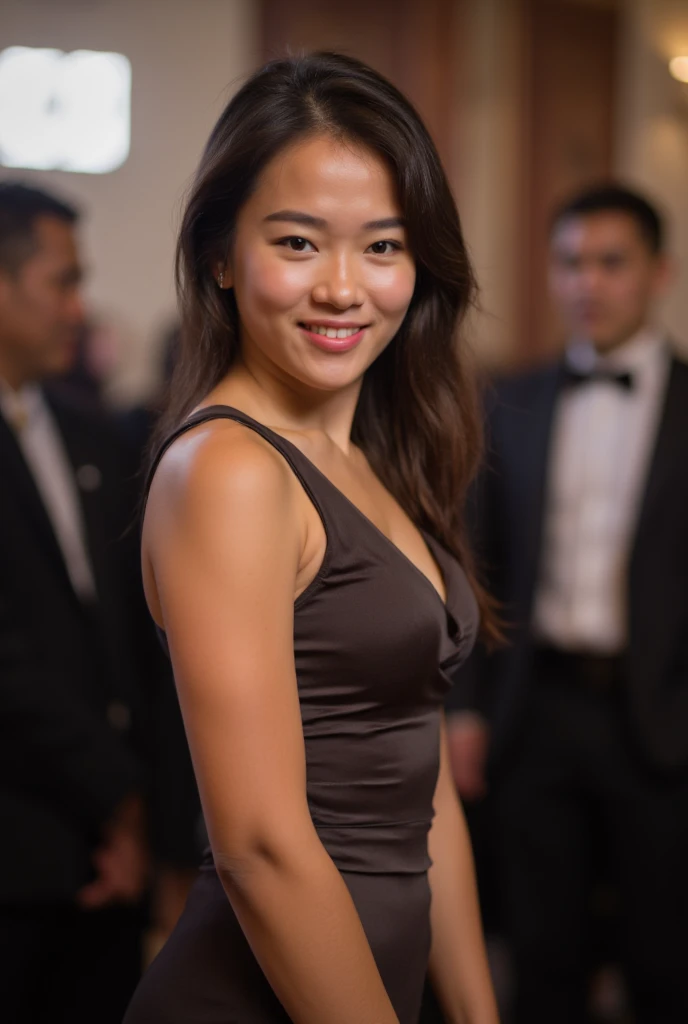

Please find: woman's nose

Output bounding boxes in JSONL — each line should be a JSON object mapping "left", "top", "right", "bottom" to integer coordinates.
{"left": 311, "top": 252, "right": 362, "bottom": 308}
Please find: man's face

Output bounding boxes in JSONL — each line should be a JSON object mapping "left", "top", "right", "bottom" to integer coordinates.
{"left": 548, "top": 211, "right": 668, "bottom": 352}
{"left": 0, "top": 216, "right": 85, "bottom": 388}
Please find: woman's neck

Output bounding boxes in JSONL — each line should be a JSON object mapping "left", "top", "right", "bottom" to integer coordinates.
{"left": 207, "top": 360, "right": 362, "bottom": 454}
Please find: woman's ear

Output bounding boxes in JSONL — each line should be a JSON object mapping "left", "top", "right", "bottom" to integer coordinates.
{"left": 217, "top": 263, "right": 233, "bottom": 290}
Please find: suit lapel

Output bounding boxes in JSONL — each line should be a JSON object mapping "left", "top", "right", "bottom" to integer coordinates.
{"left": 0, "top": 410, "right": 76, "bottom": 593}
{"left": 631, "top": 356, "right": 688, "bottom": 554}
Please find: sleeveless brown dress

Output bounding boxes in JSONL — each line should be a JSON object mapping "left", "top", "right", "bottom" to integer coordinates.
{"left": 124, "top": 406, "right": 479, "bottom": 1024}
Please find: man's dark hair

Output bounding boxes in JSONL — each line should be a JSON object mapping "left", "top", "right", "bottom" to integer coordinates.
{"left": 0, "top": 182, "right": 79, "bottom": 274}
{"left": 551, "top": 183, "right": 664, "bottom": 254}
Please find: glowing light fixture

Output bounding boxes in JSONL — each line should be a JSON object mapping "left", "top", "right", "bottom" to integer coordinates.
{"left": 669, "top": 55, "right": 688, "bottom": 84}
{"left": 0, "top": 46, "right": 131, "bottom": 173}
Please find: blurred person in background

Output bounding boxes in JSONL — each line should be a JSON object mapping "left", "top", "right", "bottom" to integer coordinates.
{"left": 51, "top": 305, "right": 204, "bottom": 955}
{"left": 51, "top": 313, "right": 126, "bottom": 413}
{"left": 0, "top": 182, "right": 150, "bottom": 1022}
{"left": 447, "top": 184, "right": 688, "bottom": 1023}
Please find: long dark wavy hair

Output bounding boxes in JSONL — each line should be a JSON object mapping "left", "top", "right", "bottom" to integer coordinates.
{"left": 159, "top": 51, "right": 497, "bottom": 640}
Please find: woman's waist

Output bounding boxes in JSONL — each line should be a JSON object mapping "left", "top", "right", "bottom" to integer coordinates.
{"left": 313, "top": 814, "right": 432, "bottom": 874}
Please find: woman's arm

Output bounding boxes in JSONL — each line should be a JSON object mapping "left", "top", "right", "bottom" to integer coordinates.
{"left": 427, "top": 713, "right": 499, "bottom": 1024}
{"left": 144, "top": 422, "right": 398, "bottom": 1024}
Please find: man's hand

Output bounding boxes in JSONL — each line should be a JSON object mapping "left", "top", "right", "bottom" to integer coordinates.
{"left": 77, "top": 794, "right": 150, "bottom": 909}
{"left": 446, "top": 712, "right": 490, "bottom": 802}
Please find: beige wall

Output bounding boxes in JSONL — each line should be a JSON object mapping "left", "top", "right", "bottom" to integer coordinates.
{"left": 0, "top": 0, "right": 260, "bottom": 400}
{"left": 615, "top": 0, "right": 688, "bottom": 354}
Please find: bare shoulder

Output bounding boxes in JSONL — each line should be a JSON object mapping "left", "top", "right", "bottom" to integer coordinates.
{"left": 150, "top": 418, "right": 292, "bottom": 513}
{"left": 142, "top": 419, "right": 305, "bottom": 627}
{"left": 144, "top": 418, "right": 299, "bottom": 551}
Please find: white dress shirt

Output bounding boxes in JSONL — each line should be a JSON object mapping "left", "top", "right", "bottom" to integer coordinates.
{"left": 0, "top": 380, "right": 97, "bottom": 601}
{"left": 532, "top": 329, "right": 670, "bottom": 653}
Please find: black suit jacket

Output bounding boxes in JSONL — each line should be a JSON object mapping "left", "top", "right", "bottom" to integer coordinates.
{"left": 449, "top": 355, "right": 688, "bottom": 776}
{"left": 0, "top": 389, "right": 150, "bottom": 904}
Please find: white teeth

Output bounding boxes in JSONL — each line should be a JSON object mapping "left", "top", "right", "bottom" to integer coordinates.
{"left": 304, "top": 324, "right": 360, "bottom": 338}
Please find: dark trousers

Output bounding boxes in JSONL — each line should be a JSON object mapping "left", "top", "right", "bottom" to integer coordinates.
{"left": 0, "top": 903, "right": 144, "bottom": 1024}
{"left": 496, "top": 650, "right": 688, "bottom": 1024}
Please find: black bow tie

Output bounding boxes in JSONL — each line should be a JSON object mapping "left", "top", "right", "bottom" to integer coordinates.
{"left": 562, "top": 365, "right": 635, "bottom": 392}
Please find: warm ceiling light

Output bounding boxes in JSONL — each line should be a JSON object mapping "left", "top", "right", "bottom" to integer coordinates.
{"left": 669, "top": 55, "right": 688, "bottom": 84}
{"left": 0, "top": 46, "right": 131, "bottom": 173}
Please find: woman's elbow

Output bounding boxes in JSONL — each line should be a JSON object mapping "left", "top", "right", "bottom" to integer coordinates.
{"left": 213, "top": 821, "right": 320, "bottom": 895}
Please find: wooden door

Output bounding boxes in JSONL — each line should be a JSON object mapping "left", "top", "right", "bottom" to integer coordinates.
{"left": 519, "top": 0, "right": 619, "bottom": 361}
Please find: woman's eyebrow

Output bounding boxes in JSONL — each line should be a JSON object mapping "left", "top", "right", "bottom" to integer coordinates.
{"left": 362, "top": 217, "right": 405, "bottom": 230}
{"left": 263, "top": 211, "right": 405, "bottom": 231}
{"left": 263, "top": 210, "right": 326, "bottom": 228}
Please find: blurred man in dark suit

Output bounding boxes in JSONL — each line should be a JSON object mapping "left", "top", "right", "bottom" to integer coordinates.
{"left": 0, "top": 182, "right": 149, "bottom": 1022}
{"left": 448, "top": 185, "right": 688, "bottom": 1023}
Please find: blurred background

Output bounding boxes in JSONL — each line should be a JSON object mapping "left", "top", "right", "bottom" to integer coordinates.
{"left": 1, "top": 0, "right": 687, "bottom": 403}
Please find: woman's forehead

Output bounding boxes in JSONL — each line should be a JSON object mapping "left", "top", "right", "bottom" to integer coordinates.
{"left": 245, "top": 136, "right": 402, "bottom": 225}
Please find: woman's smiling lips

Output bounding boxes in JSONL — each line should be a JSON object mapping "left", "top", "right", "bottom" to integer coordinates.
{"left": 298, "top": 320, "right": 369, "bottom": 353}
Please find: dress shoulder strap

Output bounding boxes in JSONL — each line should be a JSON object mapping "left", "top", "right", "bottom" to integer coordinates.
{"left": 144, "top": 404, "right": 332, "bottom": 534}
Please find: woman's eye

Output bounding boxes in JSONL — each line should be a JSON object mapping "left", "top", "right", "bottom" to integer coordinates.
{"left": 278, "top": 236, "right": 314, "bottom": 252}
{"left": 367, "top": 240, "right": 400, "bottom": 255}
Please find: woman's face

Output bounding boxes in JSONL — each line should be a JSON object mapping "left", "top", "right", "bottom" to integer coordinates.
{"left": 224, "top": 134, "right": 416, "bottom": 396}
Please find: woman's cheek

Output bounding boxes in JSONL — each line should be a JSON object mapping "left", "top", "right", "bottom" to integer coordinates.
{"left": 373, "top": 264, "right": 416, "bottom": 319}
{"left": 241, "top": 251, "right": 313, "bottom": 314}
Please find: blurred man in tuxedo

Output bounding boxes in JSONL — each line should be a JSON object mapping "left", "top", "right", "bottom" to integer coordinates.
{"left": 448, "top": 184, "right": 688, "bottom": 1023}
{"left": 0, "top": 182, "right": 150, "bottom": 1022}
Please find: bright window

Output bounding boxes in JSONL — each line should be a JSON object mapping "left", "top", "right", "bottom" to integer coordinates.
{"left": 0, "top": 46, "right": 131, "bottom": 174}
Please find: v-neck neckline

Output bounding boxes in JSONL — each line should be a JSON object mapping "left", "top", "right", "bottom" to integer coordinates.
{"left": 195, "top": 404, "right": 450, "bottom": 609}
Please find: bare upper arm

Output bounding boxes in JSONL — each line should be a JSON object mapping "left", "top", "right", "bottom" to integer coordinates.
{"left": 142, "top": 422, "right": 316, "bottom": 866}
{"left": 433, "top": 712, "right": 459, "bottom": 812}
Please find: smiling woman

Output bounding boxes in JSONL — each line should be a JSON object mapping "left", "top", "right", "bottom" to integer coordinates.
{"left": 125, "top": 52, "right": 499, "bottom": 1024}
{"left": 219, "top": 134, "right": 416, "bottom": 396}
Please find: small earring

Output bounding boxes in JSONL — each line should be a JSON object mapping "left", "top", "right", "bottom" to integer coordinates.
{"left": 218, "top": 270, "right": 224, "bottom": 289}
